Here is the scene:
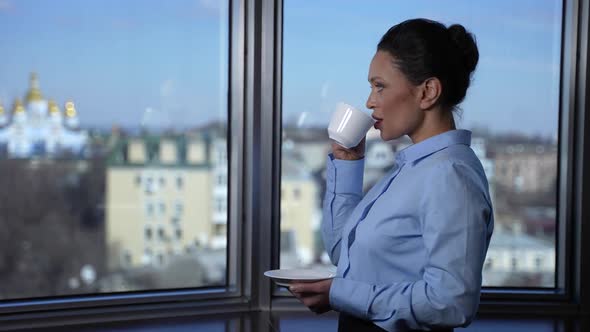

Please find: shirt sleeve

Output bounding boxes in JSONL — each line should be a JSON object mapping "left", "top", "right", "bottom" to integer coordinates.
{"left": 321, "top": 153, "right": 365, "bottom": 265}
{"left": 329, "top": 161, "right": 493, "bottom": 331}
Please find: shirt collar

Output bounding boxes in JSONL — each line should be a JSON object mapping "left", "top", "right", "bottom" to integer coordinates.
{"left": 395, "top": 129, "right": 472, "bottom": 165}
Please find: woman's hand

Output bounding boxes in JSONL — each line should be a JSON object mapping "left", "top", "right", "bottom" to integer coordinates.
{"left": 332, "top": 137, "right": 366, "bottom": 160}
{"left": 289, "top": 279, "right": 333, "bottom": 314}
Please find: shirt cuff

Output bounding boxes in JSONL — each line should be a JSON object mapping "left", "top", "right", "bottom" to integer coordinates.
{"left": 329, "top": 277, "right": 372, "bottom": 320}
{"left": 326, "top": 154, "right": 364, "bottom": 195}
{"left": 410, "top": 280, "right": 445, "bottom": 327}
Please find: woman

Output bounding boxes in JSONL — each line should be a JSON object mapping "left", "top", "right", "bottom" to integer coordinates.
{"left": 289, "top": 18, "right": 494, "bottom": 332}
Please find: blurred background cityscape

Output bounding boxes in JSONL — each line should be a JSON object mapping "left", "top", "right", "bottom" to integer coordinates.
{"left": 0, "top": 0, "right": 561, "bottom": 299}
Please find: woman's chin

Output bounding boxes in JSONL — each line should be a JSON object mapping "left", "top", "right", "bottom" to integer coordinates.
{"left": 379, "top": 130, "right": 394, "bottom": 141}
{"left": 381, "top": 131, "right": 405, "bottom": 142}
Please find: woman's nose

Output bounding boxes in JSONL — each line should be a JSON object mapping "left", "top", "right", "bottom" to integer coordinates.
{"left": 366, "top": 91, "right": 376, "bottom": 110}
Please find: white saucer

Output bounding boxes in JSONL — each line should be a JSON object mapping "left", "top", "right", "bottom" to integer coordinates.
{"left": 264, "top": 268, "right": 336, "bottom": 287}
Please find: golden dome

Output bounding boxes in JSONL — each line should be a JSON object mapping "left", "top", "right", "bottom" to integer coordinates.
{"left": 13, "top": 99, "right": 25, "bottom": 114}
{"left": 48, "top": 99, "right": 60, "bottom": 114}
{"left": 25, "top": 72, "right": 44, "bottom": 103}
{"left": 65, "top": 101, "right": 77, "bottom": 117}
{"left": 0, "top": 103, "right": 4, "bottom": 115}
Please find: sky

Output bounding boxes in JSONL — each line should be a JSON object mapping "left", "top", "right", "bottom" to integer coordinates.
{"left": 283, "top": 0, "right": 563, "bottom": 138}
{"left": 0, "top": 0, "right": 562, "bottom": 137}
{"left": 0, "top": 0, "right": 228, "bottom": 130}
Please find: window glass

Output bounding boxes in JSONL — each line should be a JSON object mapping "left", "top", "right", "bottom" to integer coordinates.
{"left": 281, "top": 0, "right": 561, "bottom": 287}
{"left": 0, "top": 0, "right": 229, "bottom": 299}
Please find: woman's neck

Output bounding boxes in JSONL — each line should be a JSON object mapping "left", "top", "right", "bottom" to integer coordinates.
{"left": 409, "top": 109, "right": 456, "bottom": 144}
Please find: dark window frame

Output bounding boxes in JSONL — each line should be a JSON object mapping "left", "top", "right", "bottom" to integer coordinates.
{"left": 0, "top": 0, "right": 588, "bottom": 329}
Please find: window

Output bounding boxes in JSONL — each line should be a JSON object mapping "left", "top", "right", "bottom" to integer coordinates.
{"left": 216, "top": 144, "right": 227, "bottom": 165}
{"left": 174, "top": 201, "right": 184, "bottom": 217}
{"left": 145, "top": 227, "right": 153, "bottom": 241}
{"left": 280, "top": 0, "right": 562, "bottom": 288}
{"left": 215, "top": 197, "right": 226, "bottom": 214}
{"left": 158, "top": 227, "right": 166, "bottom": 241}
{"left": 145, "top": 202, "right": 155, "bottom": 219}
{"left": 214, "top": 224, "right": 226, "bottom": 236}
{"left": 217, "top": 174, "right": 226, "bottom": 186}
{"left": 122, "top": 251, "right": 132, "bottom": 268}
{"left": 0, "top": 0, "right": 230, "bottom": 300}
{"left": 142, "top": 248, "right": 153, "bottom": 266}
{"left": 293, "top": 188, "right": 301, "bottom": 200}
{"left": 535, "top": 256, "right": 544, "bottom": 270}
{"left": 485, "top": 258, "right": 494, "bottom": 270}
{"left": 176, "top": 176, "right": 184, "bottom": 190}
{"left": 0, "top": 0, "right": 587, "bottom": 321}
{"left": 281, "top": 231, "right": 296, "bottom": 253}
{"left": 145, "top": 177, "right": 155, "bottom": 195}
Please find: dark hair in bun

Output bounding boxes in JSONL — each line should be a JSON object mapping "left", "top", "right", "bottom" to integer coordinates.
{"left": 377, "top": 18, "right": 479, "bottom": 111}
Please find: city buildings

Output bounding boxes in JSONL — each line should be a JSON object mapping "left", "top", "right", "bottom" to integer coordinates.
{"left": 0, "top": 76, "right": 561, "bottom": 290}
{"left": 281, "top": 125, "right": 558, "bottom": 287}
{"left": 105, "top": 131, "right": 222, "bottom": 267}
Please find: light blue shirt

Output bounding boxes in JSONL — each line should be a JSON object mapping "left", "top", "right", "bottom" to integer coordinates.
{"left": 322, "top": 130, "right": 494, "bottom": 332}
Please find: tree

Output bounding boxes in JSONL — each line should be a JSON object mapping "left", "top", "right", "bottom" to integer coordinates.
{"left": 0, "top": 158, "right": 106, "bottom": 299}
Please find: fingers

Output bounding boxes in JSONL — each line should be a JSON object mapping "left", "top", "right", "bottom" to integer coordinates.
{"left": 300, "top": 293, "right": 324, "bottom": 307}
{"left": 311, "top": 306, "right": 331, "bottom": 314}
{"left": 289, "top": 282, "right": 315, "bottom": 293}
{"left": 289, "top": 280, "right": 332, "bottom": 314}
{"left": 297, "top": 293, "right": 330, "bottom": 314}
{"left": 287, "top": 287, "right": 299, "bottom": 298}
{"left": 331, "top": 139, "right": 366, "bottom": 160}
{"left": 290, "top": 279, "right": 330, "bottom": 293}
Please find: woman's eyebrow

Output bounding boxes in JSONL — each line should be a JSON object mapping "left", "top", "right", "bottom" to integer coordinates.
{"left": 369, "top": 76, "right": 384, "bottom": 83}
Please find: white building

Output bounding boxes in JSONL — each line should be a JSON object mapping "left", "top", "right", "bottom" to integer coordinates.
{"left": 472, "top": 137, "right": 495, "bottom": 205}
{"left": 483, "top": 228, "right": 555, "bottom": 287}
{"left": 210, "top": 137, "right": 228, "bottom": 249}
{"left": 0, "top": 73, "right": 87, "bottom": 158}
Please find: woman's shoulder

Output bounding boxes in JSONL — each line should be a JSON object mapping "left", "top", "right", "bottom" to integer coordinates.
{"left": 415, "top": 143, "right": 478, "bottom": 165}
{"left": 413, "top": 148, "right": 492, "bottom": 207}
{"left": 414, "top": 145, "right": 487, "bottom": 182}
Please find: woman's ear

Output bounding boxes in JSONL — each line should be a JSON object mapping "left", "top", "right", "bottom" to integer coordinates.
{"left": 419, "top": 77, "right": 442, "bottom": 110}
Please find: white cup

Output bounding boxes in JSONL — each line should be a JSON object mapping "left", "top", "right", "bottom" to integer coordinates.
{"left": 327, "top": 102, "right": 376, "bottom": 148}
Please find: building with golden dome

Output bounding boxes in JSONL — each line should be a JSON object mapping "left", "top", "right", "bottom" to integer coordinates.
{"left": 0, "top": 73, "right": 88, "bottom": 158}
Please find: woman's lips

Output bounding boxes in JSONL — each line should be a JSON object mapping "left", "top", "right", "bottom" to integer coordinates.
{"left": 373, "top": 118, "right": 382, "bottom": 129}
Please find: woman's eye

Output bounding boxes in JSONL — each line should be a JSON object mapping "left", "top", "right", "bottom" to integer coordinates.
{"left": 370, "top": 82, "right": 385, "bottom": 92}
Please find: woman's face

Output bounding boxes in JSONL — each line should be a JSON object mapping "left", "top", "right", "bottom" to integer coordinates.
{"left": 366, "top": 51, "right": 423, "bottom": 142}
